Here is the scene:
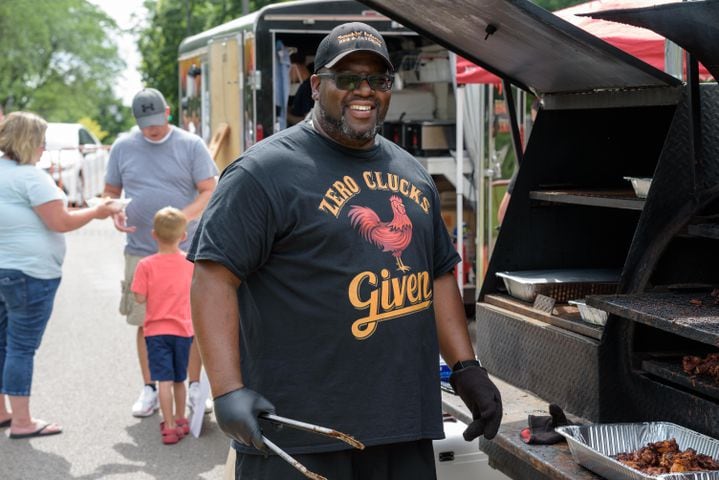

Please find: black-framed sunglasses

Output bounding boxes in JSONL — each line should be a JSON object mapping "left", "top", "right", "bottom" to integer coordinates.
{"left": 317, "top": 72, "right": 394, "bottom": 92}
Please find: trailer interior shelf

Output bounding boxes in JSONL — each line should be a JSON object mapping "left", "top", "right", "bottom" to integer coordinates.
{"left": 641, "top": 355, "right": 719, "bottom": 401}
{"left": 587, "top": 292, "right": 719, "bottom": 346}
{"left": 529, "top": 189, "right": 645, "bottom": 210}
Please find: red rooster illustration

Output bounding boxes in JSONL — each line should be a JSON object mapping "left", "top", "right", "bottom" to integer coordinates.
{"left": 348, "top": 195, "right": 413, "bottom": 272}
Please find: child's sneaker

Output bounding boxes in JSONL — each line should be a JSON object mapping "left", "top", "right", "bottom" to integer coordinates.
{"left": 132, "top": 385, "right": 158, "bottom": 418}
{"left": 188, "top": 382, "right": 213, "bottom": 414}
{"left": 160, "top": 422, "right": 184, "bottom": 445}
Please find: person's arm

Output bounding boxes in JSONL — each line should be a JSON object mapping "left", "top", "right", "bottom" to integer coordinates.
{"left": 183, "top": 177, "right": 217, "bottom": 222}
{"left": 434, "top": 272, "right": 475, "bottom": 367}
{"left": 103, "top": 183, "right": 135, "bottom": 233}
{"left": 191, "top": 259, "right": 275, "bottom": 450}
{"left": 190, "top": 259, "right": 244, "bottom": 397}
{"left": 133, "top": 293, "right": 147, "bottom": 304}
{"left": 434, "top": 272, "right": 503, "bottom": 441}
{"left": 33, "top": 199, "right": 117, "bottom": 233}
{"left": 497, "top": 192, "right": 511, "bottom": 224}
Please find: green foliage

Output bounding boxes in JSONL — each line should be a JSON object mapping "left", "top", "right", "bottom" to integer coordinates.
{"left": 0, "top": 0, "right": 133, "bottom": 143}
{"left": 78, "top": 117, "right": 109, "bottom": 142}
{"left": 137, "top": 0, "right": 277, "bottom": 123}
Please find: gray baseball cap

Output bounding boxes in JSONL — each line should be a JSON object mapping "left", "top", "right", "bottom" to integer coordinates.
{"left": 132, "top": 88, "right": 168, "bottom": 128}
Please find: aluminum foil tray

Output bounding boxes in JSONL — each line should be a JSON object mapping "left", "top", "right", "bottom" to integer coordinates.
{"left": 556, "top": 422, "right": 719, "bottom": 480}
{"left": 495, "top": 269, "right": 620, "bottom": 303}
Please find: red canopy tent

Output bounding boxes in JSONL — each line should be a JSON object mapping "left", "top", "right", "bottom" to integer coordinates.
{"left": 456, "top": 0, "right": 712, "bottom": 85}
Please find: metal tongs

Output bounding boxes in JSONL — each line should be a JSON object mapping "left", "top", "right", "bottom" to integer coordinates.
{"left": 260, "top": 413, "right": 365, "bottom": 480}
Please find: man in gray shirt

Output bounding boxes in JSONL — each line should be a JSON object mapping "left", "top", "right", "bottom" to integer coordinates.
{"left": 104, "top": 88, "right": 218, "bottom": 418}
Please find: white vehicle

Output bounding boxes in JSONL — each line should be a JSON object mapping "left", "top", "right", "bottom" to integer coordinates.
{"left": 36, "top": 122, "right": 108, "bottom": 206}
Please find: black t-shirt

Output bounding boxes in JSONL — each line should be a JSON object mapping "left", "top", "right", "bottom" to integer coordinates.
{"left": 189, "top": 122, "right": 459, "bottom": 454}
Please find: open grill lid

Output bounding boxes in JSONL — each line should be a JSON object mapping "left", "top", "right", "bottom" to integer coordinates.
{"left": 584, "top": 0, "right": 719, "bottom": 82}
{"left": 357, "top": 0, "right": 681, "bottom": 95}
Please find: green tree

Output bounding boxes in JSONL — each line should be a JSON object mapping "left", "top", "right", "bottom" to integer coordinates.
{"left": 137, "top": 0, "right": 277, "bottom": 123}
{"left": 0, "top": 0, "right": 132, "bottom": 142}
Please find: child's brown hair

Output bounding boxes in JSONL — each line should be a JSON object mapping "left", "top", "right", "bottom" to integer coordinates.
{"left": 153, "top": 207, "right": 187, "bottom": 243}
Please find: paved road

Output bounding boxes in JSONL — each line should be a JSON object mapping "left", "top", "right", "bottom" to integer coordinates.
{"left": 1, "top": 220, "right": 231, "bottom": 479}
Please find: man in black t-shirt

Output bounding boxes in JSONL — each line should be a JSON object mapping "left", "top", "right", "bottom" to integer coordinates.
{"left": 189, "top": 22, "right": 502, "bottom": 480}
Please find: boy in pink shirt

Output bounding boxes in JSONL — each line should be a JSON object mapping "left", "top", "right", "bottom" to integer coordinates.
{"left": 131, "top": 207, "right": 194, "bottom": 445}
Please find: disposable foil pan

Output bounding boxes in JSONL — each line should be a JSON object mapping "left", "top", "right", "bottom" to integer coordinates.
{"left": 555, "top": 422, "right": 719, "bottom": 480}
{"left": 568, "top": 299, "right": 608, "bottom": 326}
{"left": 624, "top": 176, "right": 652, "bottom": 199}
{"left": 495, "top": 269, "right": 620, "bottom": 303}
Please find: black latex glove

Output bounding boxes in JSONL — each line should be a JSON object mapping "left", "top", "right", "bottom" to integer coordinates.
{"left": 213, "top": 387, "right": 276, "bottom": 451}
{"left": 449, "top": 365, "right": 503, "bottom": 441}
{"left": 520, "top": 403, "right": 572, "bottom": 445}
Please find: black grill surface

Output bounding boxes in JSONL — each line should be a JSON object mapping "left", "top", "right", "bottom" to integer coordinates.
{"left": 589, "top": 292, "right": 719, "bottom": 346}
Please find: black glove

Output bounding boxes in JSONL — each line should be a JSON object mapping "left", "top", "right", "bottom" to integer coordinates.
{"left": 213, "top": 387, "right": 276, "bottom": 451}
{"left": 449, "top": 365, "right": 503, "bottom": 441}
{"left": 519, "top": 403, "right": 572, "bottom": 445}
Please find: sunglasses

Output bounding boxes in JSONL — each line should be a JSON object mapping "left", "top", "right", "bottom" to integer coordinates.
{"left": 317, "top": 72, "right": 394, "bottom": 92}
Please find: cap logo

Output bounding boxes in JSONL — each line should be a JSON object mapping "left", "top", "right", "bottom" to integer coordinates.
{"left": 141, "top": 103, "right": 155, "bottom": 113}
{"left": 336, "top": 30, "right": 383, "bottom": 48}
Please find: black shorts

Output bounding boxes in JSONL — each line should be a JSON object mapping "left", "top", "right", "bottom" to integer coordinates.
{"left": 235, "top": 439, "right": 437, "bottom": 480}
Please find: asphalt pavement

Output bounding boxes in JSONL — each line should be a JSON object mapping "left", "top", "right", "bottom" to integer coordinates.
{"left": 1, "top": 220, "right": 232, "bottom": 479}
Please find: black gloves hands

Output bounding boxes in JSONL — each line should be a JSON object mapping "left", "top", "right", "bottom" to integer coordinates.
{"left": 520, "top": 403, "right": 572, "bottom": 445}
{"left": 449, "top": 365, "right": 503, "bottom": 441}
{"left": 213, "top": 387, "right": 276, "bottom": 451}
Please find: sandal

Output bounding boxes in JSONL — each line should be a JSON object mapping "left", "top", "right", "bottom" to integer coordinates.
{"left": 176, "top": 418, "right": 190, "bottom": 436}
{"left": 160, "top": 422, "right": 184, "bottom": 445}
{"left": 9, "top": 421, "right": 63, "bottom": 439}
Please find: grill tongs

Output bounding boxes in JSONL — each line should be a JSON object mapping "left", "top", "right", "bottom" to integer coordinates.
{"left": 260, "top": 413, "right": 365, "bottom": 480}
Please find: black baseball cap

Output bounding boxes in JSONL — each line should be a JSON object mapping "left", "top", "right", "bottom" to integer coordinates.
{"left": 314, "top": 22, "right": 393, "bottom": 73}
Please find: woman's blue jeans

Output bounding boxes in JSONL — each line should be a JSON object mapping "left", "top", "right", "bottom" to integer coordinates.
{"left": 0, "top": 269, "right": 61, "bottom": 397}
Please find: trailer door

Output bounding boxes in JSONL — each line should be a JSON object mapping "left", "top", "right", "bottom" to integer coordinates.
{"left": 209, "top": 35, "right": 243, "bottom": 171}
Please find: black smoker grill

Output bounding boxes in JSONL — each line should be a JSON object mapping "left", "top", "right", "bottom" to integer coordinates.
{"left": 360, "top": 0, "right": 719, "bottom": 440}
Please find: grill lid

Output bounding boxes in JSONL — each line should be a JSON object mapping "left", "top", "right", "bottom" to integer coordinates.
{"left": 585, "top": 0, "right": 719, "bottom": 82}
{"left": 357, "top": 0, "right": 681, "bottom": 94}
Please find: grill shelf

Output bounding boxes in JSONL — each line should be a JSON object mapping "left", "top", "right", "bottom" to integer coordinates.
{"left": 587, "top": 292, "right": 719, "bottom": 346}
{"left": 485, "top": 294, "right": 603, "bottom": 340}
{"left": 529, "top": 189, "right": 646, "bottom": 210}
{"left": 642, "top": 356, "right": 719, "bottom": 401}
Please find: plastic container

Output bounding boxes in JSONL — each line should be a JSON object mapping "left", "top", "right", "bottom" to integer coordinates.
{"left": 623, "top": 176, "right": 652, "bottom": 199}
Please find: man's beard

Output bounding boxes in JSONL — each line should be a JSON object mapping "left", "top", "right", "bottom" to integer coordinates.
{"left": 318, "top": 105, "right": 382, "bottom": 144}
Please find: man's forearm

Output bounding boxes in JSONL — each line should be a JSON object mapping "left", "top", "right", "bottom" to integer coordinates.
{"left": 433, "top": 272, "right": 476, "bottom": 367}
{"left": 191, "top": 260, "right": 244, "bottom": 398}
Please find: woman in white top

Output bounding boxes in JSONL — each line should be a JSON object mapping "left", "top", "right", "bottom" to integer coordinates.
{"left": 0, "top": 111, "right": 118, "bottom": 439}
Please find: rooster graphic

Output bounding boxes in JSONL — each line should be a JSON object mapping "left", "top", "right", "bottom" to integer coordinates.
{"left": 348, "top": 195, "right": 413, "bottom": 272}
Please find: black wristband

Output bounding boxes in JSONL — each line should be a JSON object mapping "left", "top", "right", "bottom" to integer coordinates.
{"left": 452, "top": 359, "right": 481, "bottom": 371}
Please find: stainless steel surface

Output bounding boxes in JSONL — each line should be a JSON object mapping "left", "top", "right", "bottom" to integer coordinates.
{"left": 261, "top": 413, "right": 365, "bottom": 450}
{"left": 496, "top": 269, "right": 620, "bottom": 303}
{"left": 568, "top": 299, "right": 609, "bottom": 326}
{"left": 556, "top": 422, "right": 719, "bottom": 480}
{"left": 624, "top": 176, "right": 652, "bottom": 198}
{"left": 262, "top": 436, "right": 327, "bottom": 480}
